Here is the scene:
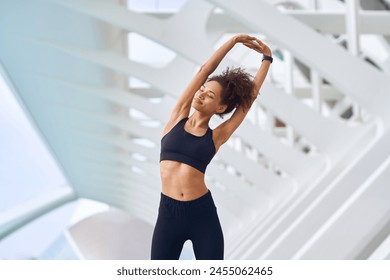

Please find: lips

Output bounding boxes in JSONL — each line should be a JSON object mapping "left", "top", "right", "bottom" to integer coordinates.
{"left": 194, "top": 97, "right": 203, "bottom": 104}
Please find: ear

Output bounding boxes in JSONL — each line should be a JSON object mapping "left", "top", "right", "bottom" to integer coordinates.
{"left": 216, "top": 104, "right": 227, "bottom": 114}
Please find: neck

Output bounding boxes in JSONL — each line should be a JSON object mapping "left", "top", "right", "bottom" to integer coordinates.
{"left": 188, "top": 111, "right": 212, "bottom": 129}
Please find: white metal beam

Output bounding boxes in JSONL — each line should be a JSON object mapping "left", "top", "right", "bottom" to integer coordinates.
{"left": 0, "top": 188, "right": 76, "bottom": 240}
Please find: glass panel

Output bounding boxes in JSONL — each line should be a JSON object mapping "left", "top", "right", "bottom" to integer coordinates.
{"left": 0, "top": 70, "right": 70, "bottom": 212}
{"left": 127, "top": 0, "right": 187, "bottom": 12}
{"left": 128, "top": 32, "right": 176, "bottom": 67}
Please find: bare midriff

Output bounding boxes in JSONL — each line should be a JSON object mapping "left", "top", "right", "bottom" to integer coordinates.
{"left": 160, "top": 160, "right": 208, "bottom": 201}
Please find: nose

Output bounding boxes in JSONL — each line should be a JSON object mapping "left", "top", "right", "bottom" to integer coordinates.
{"left": 198, "top": 91, "right": 205, "bottom": 99}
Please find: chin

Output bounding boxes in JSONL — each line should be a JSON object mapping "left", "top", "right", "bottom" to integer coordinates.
{"left": 191, "top": 102, "right": 202, "bottom": 111}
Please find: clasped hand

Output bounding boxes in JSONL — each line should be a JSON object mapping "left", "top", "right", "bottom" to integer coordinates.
{"left": 234, "top": 34, "right": 272, "bottom": 57}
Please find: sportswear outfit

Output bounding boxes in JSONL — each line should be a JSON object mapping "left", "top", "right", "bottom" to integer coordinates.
{"left": 151, "top": 117, "right": 224, "bottom": 260}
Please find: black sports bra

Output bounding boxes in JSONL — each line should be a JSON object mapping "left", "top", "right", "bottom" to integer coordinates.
{"left": 160, "top": 118, "right": 216, "bottom": 173}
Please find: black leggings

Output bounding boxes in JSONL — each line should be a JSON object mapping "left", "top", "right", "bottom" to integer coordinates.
{"left": 151, "top": 190, "right": 224, "bottom": 260}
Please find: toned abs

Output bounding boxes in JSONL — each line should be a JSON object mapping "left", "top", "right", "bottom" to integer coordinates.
{"left": 160, "top": 160, "right": 209, "bottom": 201}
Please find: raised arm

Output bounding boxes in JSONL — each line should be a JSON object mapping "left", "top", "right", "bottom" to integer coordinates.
{"left": 162, "top": 35, "right": 257, "bottom": 136}
{"left": 214, "top": 38, "right": 272, "bottom": 149}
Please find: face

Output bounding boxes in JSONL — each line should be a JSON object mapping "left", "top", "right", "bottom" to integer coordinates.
{"left": 192, "top": 81, "right": 226, "bottom": 115}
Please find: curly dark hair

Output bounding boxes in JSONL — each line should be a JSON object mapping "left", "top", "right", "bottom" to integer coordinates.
{"left": 208, "top": 67, "right": 254, "bottom": 118}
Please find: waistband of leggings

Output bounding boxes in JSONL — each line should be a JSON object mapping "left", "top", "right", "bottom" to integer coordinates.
{"left": 160, "top": 190, "right": 213, "bottom": 207}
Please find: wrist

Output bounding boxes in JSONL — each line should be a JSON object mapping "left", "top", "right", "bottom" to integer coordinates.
{"left": 262, "top": 55, "right": 273, "bottom": 63}
{"left": 263, "top": 50, "right": 272, "bottom": 57}
{"left": 232, "top": 35, "right": 240, "bottom": 44}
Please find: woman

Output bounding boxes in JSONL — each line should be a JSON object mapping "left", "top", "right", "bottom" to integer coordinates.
{"left": 151, "top": 34, "right": 272, "bottom": 260}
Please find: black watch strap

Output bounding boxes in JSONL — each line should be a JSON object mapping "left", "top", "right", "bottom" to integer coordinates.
{"left": 262, "top": 55, "right": 273, "bottom": 63}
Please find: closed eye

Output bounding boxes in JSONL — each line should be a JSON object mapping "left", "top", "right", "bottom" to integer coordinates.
{"left": 201, "top": 85, "right": 216, "bottom": 98}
